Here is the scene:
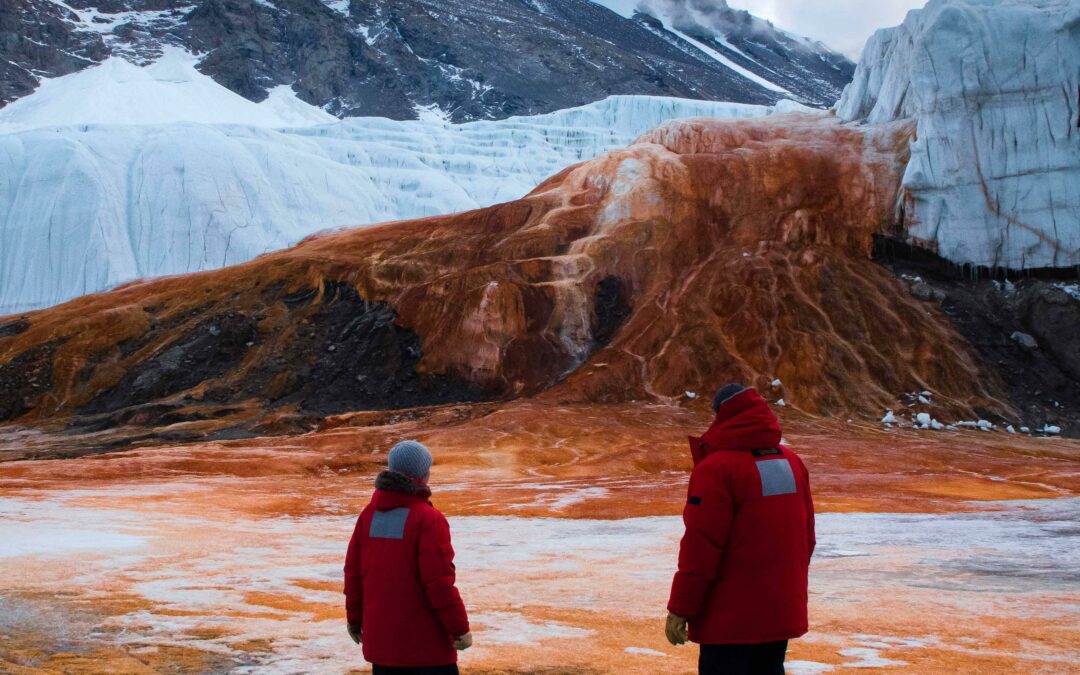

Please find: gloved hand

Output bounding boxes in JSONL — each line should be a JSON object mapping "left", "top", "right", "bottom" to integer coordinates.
{"left": 347, "top": 623, "right": 363, "bottom": 645}
{"left": 453, "top": 632, "right": 473, "bottom": 651}
{"left": 665, "top": 612, "right": 688, "bottom": 646}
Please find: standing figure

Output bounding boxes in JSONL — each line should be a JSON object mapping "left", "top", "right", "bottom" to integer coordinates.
{"left": 345, "top": 440, "right": 472, "bottom": 675}
{"left": 666, "top": 385, "right": 815, "bottom": 675}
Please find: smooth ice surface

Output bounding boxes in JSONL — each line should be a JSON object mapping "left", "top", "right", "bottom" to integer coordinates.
{"left": 0, "top": 486, "right": 1076, "bottom": 672}
{"left": 0, "top": 497, "right": 146, "bottom": 557}
{"left": 0, "top": 89, "right": 782, "bottom": 314}
{"left": 837, "top": 0, "right": 1080, "bottom": 270}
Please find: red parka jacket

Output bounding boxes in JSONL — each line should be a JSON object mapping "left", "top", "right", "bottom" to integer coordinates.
{"left": 344, "top": 472, "right": 470, "bottom": 667}
{"left": 668, "top": 388, "right": 815, "bottom": 645}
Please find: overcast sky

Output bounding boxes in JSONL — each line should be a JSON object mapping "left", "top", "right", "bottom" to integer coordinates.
{"left": 726, "top": 0, "right": 927, "bottom": 60}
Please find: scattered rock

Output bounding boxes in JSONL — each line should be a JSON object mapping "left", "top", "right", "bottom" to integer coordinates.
{"left": 1010, "top": 331, "right": 1038, "bottom": 350}
{"left": 911, "top": 282, "right": 935, "bottom": 301}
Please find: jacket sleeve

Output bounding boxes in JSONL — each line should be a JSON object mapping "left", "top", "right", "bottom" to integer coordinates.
{"left": 418, "top": 511, "right": 470, "bottom": 638}
{"left": 667, "top": 462, "right": 734, "bottom": 619}
{"left": 343, "top": 514, "right": 364, "bottom": 626}
{"left": 800, "top": 457, "right": 816, "bottom": 562}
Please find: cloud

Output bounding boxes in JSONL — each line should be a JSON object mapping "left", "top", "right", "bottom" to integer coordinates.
{"left": 725, "top": 0, "right": 927, "bottom": 59}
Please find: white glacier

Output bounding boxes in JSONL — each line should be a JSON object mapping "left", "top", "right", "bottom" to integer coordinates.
{"left": 837, "top": 0, "right": 1080, "bottom": 270}
{"left": 0, "top": 79, "right": 785, "bottom": 313}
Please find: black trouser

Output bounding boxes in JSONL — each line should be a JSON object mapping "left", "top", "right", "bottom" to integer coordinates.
{"left": 699, "top": 640, "right": 788, "bottom": 675}
{"left": 372, "top": 665, "right": 459, "bottom": 675}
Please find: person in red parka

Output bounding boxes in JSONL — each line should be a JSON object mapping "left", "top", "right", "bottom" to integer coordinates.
{"left": 666, "top": 384, "right": 815, "bottom": 675}
{"left": 344, "top": 440, "right": 472, "bottom": 675}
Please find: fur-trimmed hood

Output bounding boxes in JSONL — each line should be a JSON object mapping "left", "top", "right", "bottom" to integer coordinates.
{"left": 375, "top": 470, "right": 432, "bottom": 499}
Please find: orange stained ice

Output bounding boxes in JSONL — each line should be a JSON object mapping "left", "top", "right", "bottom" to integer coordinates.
{"left": 0, "top": 402, "right": 1077, "bottom": 674}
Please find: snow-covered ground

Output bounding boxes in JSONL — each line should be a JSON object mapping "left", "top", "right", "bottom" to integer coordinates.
{"left": 0, "top": 483, "right": 1076, "bottom": 673}
{"left": 837, "top": 0, "right": 1080, "bottom": 270}
{"left": 0, "top": 50, "right": 789, "bottom": 314}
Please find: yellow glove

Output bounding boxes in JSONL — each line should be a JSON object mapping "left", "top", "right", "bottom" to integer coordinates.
{"left": 665, "top": 612, "right": 688, "bottom": 646}
{"left": 453, "top": 632, "right": 473, "bottom": 651}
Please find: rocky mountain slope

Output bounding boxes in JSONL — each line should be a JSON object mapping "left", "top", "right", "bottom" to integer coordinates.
{"left": 1, "top": 113, "right": 1021, "bottom": 443}
{"left": 0, "top": 0, "right": 853, "bottom": 120}
{"left": 837, "top": 0, "right": 1080, "bottom": 270}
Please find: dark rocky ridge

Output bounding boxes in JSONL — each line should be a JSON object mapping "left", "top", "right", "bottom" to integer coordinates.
{"left": 0, "top": 0, "right": 108, "bottom": 107}
{"left": 876, "top": 240, "right": 1080, "bottom": 438}
{"left": 1, "top": 0, "right": 854, "bottom": 119}
{"left": 65, "top": 281, "right": 490, "bottom": 434}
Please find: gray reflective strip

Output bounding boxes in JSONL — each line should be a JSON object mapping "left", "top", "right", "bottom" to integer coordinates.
{"left": 369, "top": 507, "right": 410, "bottom": 539}
{"left": 756, "top": 458, "right": 797, "bottom": 496}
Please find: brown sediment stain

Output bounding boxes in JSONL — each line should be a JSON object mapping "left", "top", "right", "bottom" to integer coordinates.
{"left": 0, "top": 114, "right": 1016, "bottom": 449}
{"left": 3, "top": 403, "right": 1075, "bottom": 517}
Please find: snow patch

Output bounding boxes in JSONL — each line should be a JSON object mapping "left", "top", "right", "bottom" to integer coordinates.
{"left": 471, "top": 611, "right": 594, "bottom": 644}
{"left": 320, "top": 0, "right": 350, "bottom": 16}
{"left": 787, "top": 661, "right": 835, "bottom": 675}
{"left": 838, "top": 646, "right": 908, "bottom": 668}
{"left": 625, "top": 646, "right": 668, "bottom": 657}
{"left": 0, "top": 48, "right": 336, "bottom": 132}
{"left": 0, "top": 498, "right": 146, "bottom": 558}
{"left": 413, "top": 102, "right": 452, "bottom": 125}
{"left": 1056, "top": 283, "right": 1080, "bottom": 302}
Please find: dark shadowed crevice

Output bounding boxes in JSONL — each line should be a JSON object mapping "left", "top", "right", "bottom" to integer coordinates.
{"left": 591, "top": 276, "right": 631, "bottom": 348}
{"left": 0, "top": 318, "right": 29, "bottom": 337}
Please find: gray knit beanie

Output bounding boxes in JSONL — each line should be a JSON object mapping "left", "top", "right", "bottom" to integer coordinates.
{"left": 388, "top": 440, "right": 433, "bottom": 481}
{"left": 712, "top": 383, "right": 746, "bottom": 413}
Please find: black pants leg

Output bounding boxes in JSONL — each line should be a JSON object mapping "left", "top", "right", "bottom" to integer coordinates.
{"left": 699, "top": 641, "right": 788, "bottom": 675}
{"left": 371, "top": 665, "right": 460, "bottom": 675}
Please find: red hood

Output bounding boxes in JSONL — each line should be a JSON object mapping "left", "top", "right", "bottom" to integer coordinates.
{"left": 371, "top": 489, "right": 429, "bottom": 511}
{"left": 689, "top": 388, "right": 782, "bottom": 465}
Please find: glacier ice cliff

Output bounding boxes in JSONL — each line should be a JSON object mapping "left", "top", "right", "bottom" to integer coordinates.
{"left": 0, "top": 95, "right": 777, "bottom": 314}
{"left": 837, "top": 0, "right": 1080, "bottom": 271}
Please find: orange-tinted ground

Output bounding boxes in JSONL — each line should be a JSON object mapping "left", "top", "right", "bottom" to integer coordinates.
{"left": 1, "top": 402, "right": 1078, "bottom": 674}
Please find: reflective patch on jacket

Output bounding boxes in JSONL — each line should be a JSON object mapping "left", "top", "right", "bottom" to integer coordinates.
{"left": 756, "top": 458, "right": 797, "bottom": 496}
{"left": 370, "top": 507, "right": 410, "bottom": 539}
